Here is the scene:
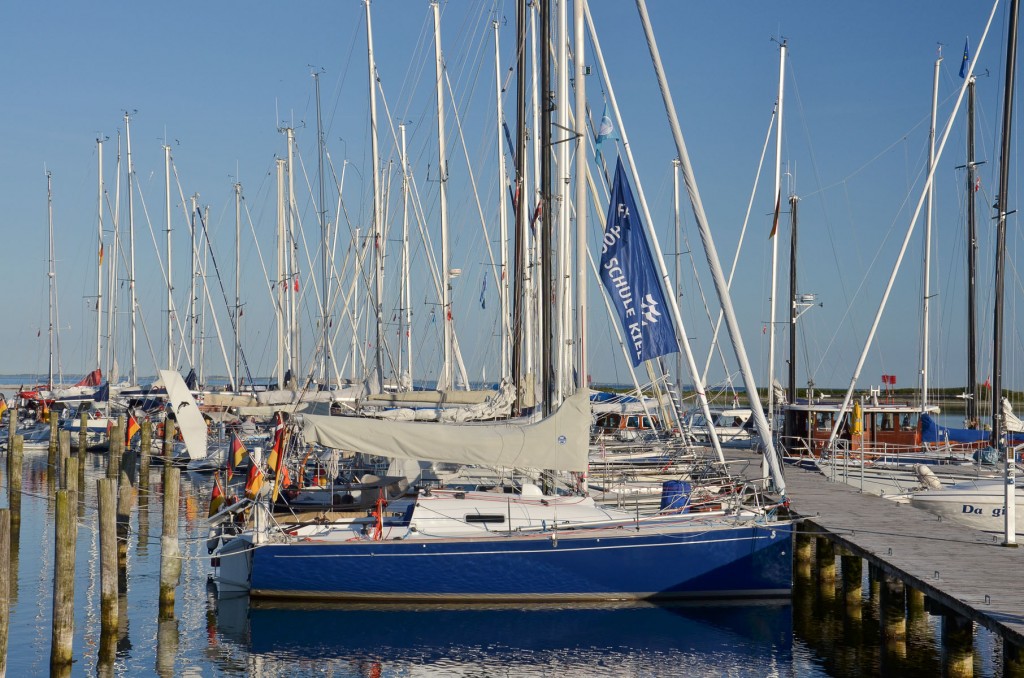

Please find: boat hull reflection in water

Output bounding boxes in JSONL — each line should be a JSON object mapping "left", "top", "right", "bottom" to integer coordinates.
{"left": 216, "top": 597, "right": 794, "bottom": 675}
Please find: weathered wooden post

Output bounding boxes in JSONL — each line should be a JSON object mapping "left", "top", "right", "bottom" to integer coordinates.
{"left": 58, "top": 429, "right": 71, "bottom": 482}
{"left": 140, "top": 419, "right": 152, "bottom": 489}
{"left": 159, "top": 466, "right": 181, "bottom": 617}
{"left": 942, "top": 610, "right": 974, "bottom": 678}
{"left": 815, "top": 536, "right": 836, "bottom": 599}
{"left": 5, "top": 402, "right": 16, "bottom": 460}
{"left": 107, "top": 425, "right": 122, "bottom": 479}
{"left": 841, "top": 551, "right": 862, "bottom": 616}
{"left": 97, "top": 478, "right": 118, "bottom": 634}
{"left": 63, "top": 456, "right": 78, "bottom": 513}
{"left": 880, "top": 574, "right": 907, "bottom": 661}
{"left": 47, "top": 409, "right": 58, "bottom": 467}
{"left": 162, "top": 419, "right": 176, "bottom": 463}
{"left": 79, "top": 412, "right": 89, "bottom": 455}
{"left": 116, "top": 472, "right": 132, "bottom": 575}
{"left": 0, "top": 509, "right": 10, "bottom": 677}
{"left": 50, "top": 489, "right": 76, "bottom": 672}
{"left": 9, "top": 436, "right": 23, "bottom": 539}
{"left": 794, "top": 521, "right": 812, "bottom": 580}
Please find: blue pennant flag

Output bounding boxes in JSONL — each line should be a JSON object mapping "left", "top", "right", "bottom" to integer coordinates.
{"left": 594, "top": 103, "right": 618, "bottom": 163}
{"left": 959, "top": 38, "right": 971, "bottom": 78}
{"left": 599, "top": 160, "right": 679, "bottom": 367}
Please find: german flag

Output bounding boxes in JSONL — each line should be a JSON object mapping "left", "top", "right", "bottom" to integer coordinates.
{"left": 227, "top": 434, "right": 246, "bottom": 482}
{"left": 244, "top": 462, "right": 265, "bottom": 500}
{"left": 126, "top": 412, "right": 141, "bottom": 445}
{"left": 208, "top": 472, "right": 225, "bottom": 517}
{"left": 265, "top": 413, "right": 285, "bottom": 474}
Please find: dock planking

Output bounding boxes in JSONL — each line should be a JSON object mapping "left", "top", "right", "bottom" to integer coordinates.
{"left": 783, "top": 463, "right": 1024, "bottom": 645}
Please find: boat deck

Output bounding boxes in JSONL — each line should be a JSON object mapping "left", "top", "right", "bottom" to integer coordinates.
{"left": 783, "top": 462, "right": 1024, "bottom": 644}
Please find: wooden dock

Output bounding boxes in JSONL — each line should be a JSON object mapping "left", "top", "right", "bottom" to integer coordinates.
{"left": 783, "top": 463, "right": 1024, "bottom": 646}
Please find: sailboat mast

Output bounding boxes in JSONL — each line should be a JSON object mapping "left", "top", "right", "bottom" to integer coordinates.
{"left": 234, "top": 181, "right": 242, "bottom": 390}
{"left": 275, "top": 158, "right": 285, "bottom": 388}
{"left": 921, "top": 53, "right": 941, "bottom": 410}
{"left": 767, "top": 39, "right": 786, "bottom": 430}
{"left": 512, "top": 0, "right": 528, "bottom": 411}
{"left": 107, "top": 136, "right": 121, "bottom": 383}
{"left": 432, "top": 0, "right": 454, "bottom": 391}
{"left": 47, "top": 170, "right": 55, "bottom": 390}
{"left": 966, "top": 76, "right": 979, "bottom": 426}
{"left": 400, "top": 124, "right": 413, "bottom": 389}
{"left": 164, "top": 144, "right": 173, "bottom": 371}
{"left": 366, "top": 0, "right": 385, "bottom": 393}
{"left": 555, "top": 0, "right": 570, "bottom": 404}
{"left": 787, "top": 195, "right": 798, "bottom": 406}
{"left": 125, "top": 112, "right": 137, "bottom": 386}
{"left": 314, "top": 71, "right": 331, "bottom": 389}
{"left": 540, "top": 0, "right": 553, "bottom": 415}
{"left": 494, "top": 19, "right": 511, "bottom": 384}
{"left": 573, "top": 0, "right": 587, "bottom": 391}
{"left": 189, "top": 194, "right": 199, "bottom": 371}
{"left": 993, "top": 0, "right": 1019, "bottom": 544}
{"left": 96, "top": 139, "right": 104, "bottom": 373}
{"left": 285, "top": 127, "right": 300, "bottom": 384}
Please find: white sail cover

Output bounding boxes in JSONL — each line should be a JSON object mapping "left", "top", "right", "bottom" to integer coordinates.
{"left": 160, "top": 369, "right": 208, "bottom": 461}
{"left": 1004, "top": 398, "right": 1024, "bottom": 433}
{"left": 302, "top": 390, "right": 591, "bottom": 472}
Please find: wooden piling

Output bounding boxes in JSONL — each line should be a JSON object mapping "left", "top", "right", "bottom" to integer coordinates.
{"left": 58, "top": 429, "right": 71, "bottom": 481}
{"left": 5, "top": 403, "right": 15, "bottom": 460}
{"left": 50, "top": 490, "right": 76, "bottom": 671}
{"left": 47, "top": 410, "right": 58, "bottom": 465}
{"left": 162, "top": 419, "right": 175, "bottom": 462}
{"left": 63, "top": 456, "right": 78, "bottom": 512}
{"left": 941, "top": 611, "right": 974, "bottom": 678}
{"left": 841, "top": 553, "right": 862, "bottom": 613}
{"left": 140, "top": 420, "right": 152, "bottom": 489}
{"left": 79, "top": 412, "right": 89, "bottom": 455}
{"left": 1005, "top": 639, "right": 1024, "bottom": 678}
{"left": 880, "top": 574, "right": 907, "bottom": 660}
{"left": 815, "top": 536, "right": 836, "bottom": 603}
{"left": 116, "top": 472, "right": 132, "bottom": 575}
{"left": 794, "top": 523, "right": 812, "bottom": 580}
{"left": 107, "top": 425, "right": 122, "bottom": 479}
{"left": 9, "top": 435, "right": 22, "bottom": 539}
{"left": 97, "top": 478, "right": 118, "bottom": 633}
{"left": 159, "top": 466, "right": 181, "bottom": 616}
{"left": 0, "top": 509, "right": 10, "bottom": 677}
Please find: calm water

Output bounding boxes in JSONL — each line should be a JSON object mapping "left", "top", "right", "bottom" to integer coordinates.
{"left": 0, "top": 441, "right": 1007, "bottom": 676}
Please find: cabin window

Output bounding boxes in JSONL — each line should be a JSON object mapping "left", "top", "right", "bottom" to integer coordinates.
{"left": 640, "top": 416, "right": 653, "bottom": 429}
{"left": 880, "top": 413, "right": 895, "bottom": 431}
{"left": 815, "top": 412, "right": 833, "bottom": 431}
{"left": 901, "top": 414, "right": 915, "bottom": 431}
{"left": 465, "top": 514, "right": 506, "bottom": 524}
{"left": 626, "top": 416, "right": 640, "bottom": 428}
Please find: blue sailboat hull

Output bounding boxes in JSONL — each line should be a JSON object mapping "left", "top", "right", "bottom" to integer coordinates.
{"left": 247, "top": 523, "right": 793, "bottom": 601}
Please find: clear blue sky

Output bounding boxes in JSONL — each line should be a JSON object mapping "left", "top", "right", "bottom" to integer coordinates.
{"left": 0, "top": 1, "right": 1017, "bottom": 394}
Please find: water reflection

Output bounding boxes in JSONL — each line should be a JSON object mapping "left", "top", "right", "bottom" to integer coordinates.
{"left": 215, "top": 596, "right": 795, "bottom": 676}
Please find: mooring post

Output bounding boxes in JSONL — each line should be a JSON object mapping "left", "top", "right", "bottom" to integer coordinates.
{"left": 815, "top": 536, "right": 836, "bottom": 604}
{"left": 63, "top": 456, "right": 78, "bottom": 514}
{"left": 880, "top": 574, "right": 907, "bottom": 660}
{"left": 139, "top": 420, "right": 152, "bottom": 490}
{"left": 116, "top": 471, "right": 132, "bottom": 576}
{"left": 159, "top": 466, "right": 181, "bottom": 617}
{"left": 50, "top": 489, "right": 76, "bottom": 671}
{"left": 841, "top": 552, "right": 862, "bottom": 612}
{"left": 1004, "top": 639, "right": 1024, "bottom": 677}
{"left": 5, "top": 402, "right": 16, "bottom": 463}
{"left": 97, "top": 478, "right": 118, "bottom": 634}
{"left": 941, "top": 610, "right": 974, "bottom": 678}
{"left": 0, "top": 509, "right": 10, "bottom": 677}
{"left": 58, "top": 429, "right": 71, "bottom": 482}
{"left": 794, "top": 521, "right": 812, "bottom": 580}
{"left": 78, "top": 412, "right": 88, "bottom": 455}
{"left": 162, "top": 419, "right": 175, "bottom": 462}
{"left": 9, "top": 435, "right": 23, "bottom": 540}
{"left": 47, "top": 410, "right": 58, "bottom": 466}
{"left": 107, "top": 425, "right": 122, "bottom": 480}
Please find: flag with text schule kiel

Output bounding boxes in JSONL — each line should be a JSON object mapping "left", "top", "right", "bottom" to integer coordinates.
{"left": 600, "top": 160, "right": 679, "bottom": 367}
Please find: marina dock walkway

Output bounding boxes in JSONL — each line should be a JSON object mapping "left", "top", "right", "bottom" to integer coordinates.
{"left": 784, "top": 463, "right": 1024, "bottom": 645}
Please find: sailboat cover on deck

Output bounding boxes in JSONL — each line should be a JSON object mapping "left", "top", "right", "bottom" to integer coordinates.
{"left": 302, "top": 390, "right": 591, "bottom": 472}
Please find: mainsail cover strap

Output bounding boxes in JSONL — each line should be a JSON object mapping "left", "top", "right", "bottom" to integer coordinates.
{"left": 302, "top": 390, "right": 591, "bottom": 472}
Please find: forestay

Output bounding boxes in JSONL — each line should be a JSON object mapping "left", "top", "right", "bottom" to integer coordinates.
{"left": 302, "top": 390, "right": 591, "bottom": 472}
